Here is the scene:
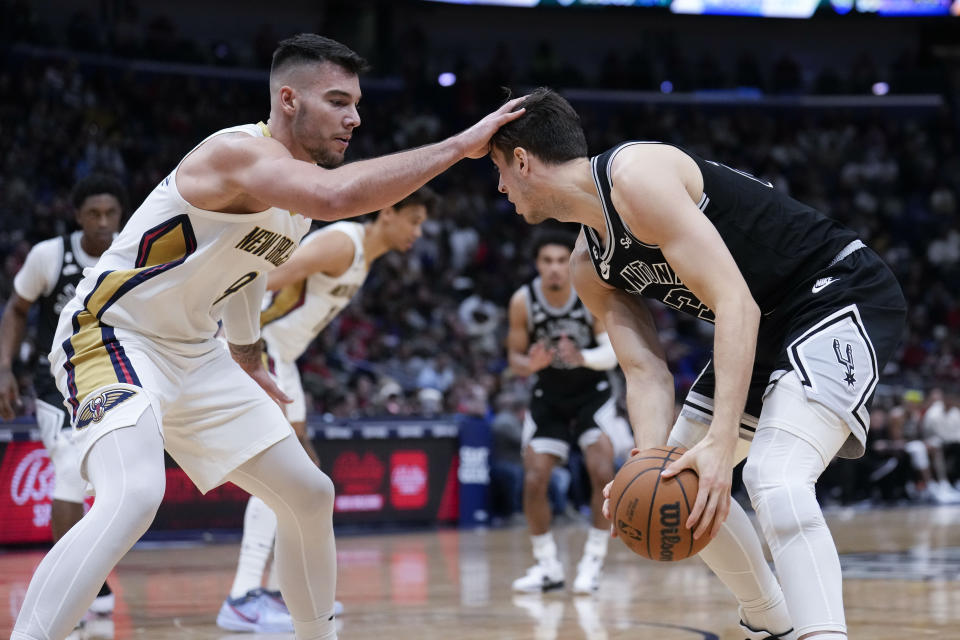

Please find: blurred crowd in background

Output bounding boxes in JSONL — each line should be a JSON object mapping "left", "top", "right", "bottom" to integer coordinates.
{"left": 1, "top": 0, "right": 959, "bottom": 513}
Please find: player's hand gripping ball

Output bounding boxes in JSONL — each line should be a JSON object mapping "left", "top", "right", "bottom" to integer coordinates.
{"left": 608, "top": 447, "right": 710, "bottom": 561}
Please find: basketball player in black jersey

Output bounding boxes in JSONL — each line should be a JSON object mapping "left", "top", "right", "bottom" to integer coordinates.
{"left": 508, "top": 229, "right": 618, "bottom": 594}
{"left": 489, "top": 89, "right": 906, "bottom": 640}
{"left": 0, "top": 174, "right": 125, "bottom": 617}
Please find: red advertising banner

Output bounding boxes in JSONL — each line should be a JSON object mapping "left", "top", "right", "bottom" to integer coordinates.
{"left": 0, "top": 442, "right": 92, "bottom": 545}
{"left": 0, "top": 419, "right": 464, "bottom": 543}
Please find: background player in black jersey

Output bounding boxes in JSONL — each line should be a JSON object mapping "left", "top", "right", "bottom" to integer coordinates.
{"left": 507, "top": 229, "right": 619, "bottom": 594}
{"left": 489, "top": 89, "right": 906, "bottom": 640}
{"left": 0, "top": 174, "right": 125, "bottom": 617}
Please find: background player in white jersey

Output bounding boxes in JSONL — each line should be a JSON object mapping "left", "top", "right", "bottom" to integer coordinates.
{"left": 0, "top": 174, "right": 124, "bottom": 618}
{"left": 507, "top": 229, "right": 619, "bottom": 594}
{"left": 490, "top": 89, "right": 906, "bottom": 640}
{"left": 218, "top": 186, "right": 436, "bottom": 632}
{"left": 11, "top": 33, "right": 524, "bottom": 640}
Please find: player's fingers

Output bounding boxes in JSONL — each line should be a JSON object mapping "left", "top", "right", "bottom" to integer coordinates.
{"left": 496, "top": 107, "right": 525, "bottom": 125}
{"left": 257, "top": 374, "right": 292, "bottom": 405}
{"left": 686, "top": 487, "right": 708, "bottom": 531}
{"left": 602, "top": 497, "right": 611, "bottom": 520}
{"left": 497, "top": 96, "right": 527, "bottom": 113}
{"left": 661, "top": 452, "right": 691, "bottom": 478}
{"left": 602, "top": 480, "right": 613, "bottom": 499}
{"left": 609, "top": 523, "right": 618, "bottom": 539}
{"left": 0, "top": 387, "right": 18, "bottom": 419}
{"left": 693, "top": 491, "right": 720, "bottom": 540}
{"left": 629, "top": 447, "right": 641, "bottom": 457}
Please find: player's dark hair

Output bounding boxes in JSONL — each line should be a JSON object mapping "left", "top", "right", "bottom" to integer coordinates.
{"left": 394, "top": 185, "right": 439, "bottom": 215}
{"left": 490, "top": 87, "right": 588, "bottom": 165}
{"left": 531, "top": 229, "right": 576, "bottom": 260}
{"left": 71, "top": 173, "right": 128, "bottom": 212}
{"left": 271, "top": 33, "right": 369, "bottom": 78}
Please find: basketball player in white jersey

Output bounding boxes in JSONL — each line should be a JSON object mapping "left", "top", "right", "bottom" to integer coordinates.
{"left": 11, "top": 33, "right": 524, "bottom": 640}
{"left": 508, "top": 230, "right": 618, "bottom": 595}
{"left": 217, "top": 186, "right": 435, "bottom": 632}
{"left": 0, "top": 175, "right": 124, "bottom": 618}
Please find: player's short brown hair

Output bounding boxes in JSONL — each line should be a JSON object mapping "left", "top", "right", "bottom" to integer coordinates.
{"left": 490, "top": 87, "right": 588, "bottom": 165}
{"left": 271, "top": 33, "right": 368, "bottom": 78}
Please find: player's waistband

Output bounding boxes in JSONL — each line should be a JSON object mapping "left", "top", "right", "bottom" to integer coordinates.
{"left": 827, "top": 239, "right": 866, "bottom": 268}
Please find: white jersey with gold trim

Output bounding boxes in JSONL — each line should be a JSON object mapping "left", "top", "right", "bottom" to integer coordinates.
{"left": 52, "top": 122, "right": 312, "bottom": 412}
{"left": 260, "top": 221, "right": 368, "bottom": 363}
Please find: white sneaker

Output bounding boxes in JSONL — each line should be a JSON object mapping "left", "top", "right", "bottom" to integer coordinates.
{"left": 572, "top": 554, "right": 603, "bottom": 594}
{"left": 933, "top": 481, "right": 960, "bottom": 504}
{"left": 88, "top": 592, "right": 114, "bottom": 616}
{"left": 216, "top": 589, "right": 294, "bottom": 633}
{"left": 512, "top": 560, "right": 564, "bottom": 593}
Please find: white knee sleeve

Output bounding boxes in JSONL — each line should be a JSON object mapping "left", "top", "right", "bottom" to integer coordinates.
{"left": 744, "top": 427, "right": 846, "bottom": 637}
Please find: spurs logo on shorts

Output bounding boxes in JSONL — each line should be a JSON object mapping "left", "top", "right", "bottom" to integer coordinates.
{"left": 833, "top": 339, "right": 856, "bottom": 388}
{"left": 76, "top": 388, "right": 139, "bottom": 430}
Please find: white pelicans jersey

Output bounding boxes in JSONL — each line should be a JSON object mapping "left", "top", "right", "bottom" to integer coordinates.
{"left": 53, "top": 122, "right": 312, "bottom": 407}
{"left": 260, "top": 221, "right": 368, "bottom": 362}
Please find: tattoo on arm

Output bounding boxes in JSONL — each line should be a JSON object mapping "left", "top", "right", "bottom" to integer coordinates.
{"left": 228, "top": 340, "right": 264, "bottom": 370}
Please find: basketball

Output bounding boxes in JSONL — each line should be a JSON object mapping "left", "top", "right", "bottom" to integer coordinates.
{"left": 609, "top": 446, "right": 709, "bottom": 561}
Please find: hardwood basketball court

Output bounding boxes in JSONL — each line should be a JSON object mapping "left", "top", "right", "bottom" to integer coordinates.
{"left": 2, "top": 505, "right": 960, "bottom": 639}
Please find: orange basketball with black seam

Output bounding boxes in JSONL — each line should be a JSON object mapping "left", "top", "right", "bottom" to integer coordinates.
{"left": 608, "top": 446, "right": 709, "bottom": 561}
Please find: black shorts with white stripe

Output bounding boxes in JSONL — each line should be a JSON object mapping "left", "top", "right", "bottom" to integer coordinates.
{"left": 684, "top": 244, "right": 906, "bottom": 445}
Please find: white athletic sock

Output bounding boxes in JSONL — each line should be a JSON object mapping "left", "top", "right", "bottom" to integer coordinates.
{"left": 583, "top": 526, "right": 609, "bottom": 559}
{"left": 266, "top": 555, "right": 280, "bottom": 591}
{"left": 531, "top": 531, "right": 558, "bottom": 564}
{"left": 230, "top": 496, "right": 278, "bottom": 598}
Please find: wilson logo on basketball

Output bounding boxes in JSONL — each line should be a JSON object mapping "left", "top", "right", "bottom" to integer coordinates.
{"left": 10, "top": 449, "right": 54, "bottom": 506}
{"left": 658, "top": 502, "right": 682, "bottom": 561}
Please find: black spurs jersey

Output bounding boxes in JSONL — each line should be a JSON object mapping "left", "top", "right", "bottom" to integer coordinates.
{"left": 584, "top": 141, "right": 860, "bottom": 320}
{"left": 36, "top": 234, "right": 85, "bottom": 370}
{"left": 525, "top": 277, "right": 608, "bottom": 395}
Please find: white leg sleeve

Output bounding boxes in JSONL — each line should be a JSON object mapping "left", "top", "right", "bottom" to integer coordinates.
{"left": 744, "top": 372, "right": 851, "bottom": 638}
{"left": 669, "top": 416, "right": 794, "bottom": 637}
{"left": 226, "top": 435, "right": 337, "bottom": 640}
{"left": 229, "top": 496, "right": 278, "bottom": 598}
{"left": 12, "top": 411, "right": 166, "bottom": 640}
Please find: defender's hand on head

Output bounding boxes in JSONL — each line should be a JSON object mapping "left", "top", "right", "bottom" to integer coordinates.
{"left": 456, "top": 97, "right": 526, "bottom": 160}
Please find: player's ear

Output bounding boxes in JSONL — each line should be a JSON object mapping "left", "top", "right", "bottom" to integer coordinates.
{"left": 278, "top": 85, "right": 297, "bottom": 115}
{"left": 514, "top": 147, "right": 529, "bottom": 174}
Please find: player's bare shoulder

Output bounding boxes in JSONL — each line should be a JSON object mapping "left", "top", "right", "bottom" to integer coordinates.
{"left": 177, "top": 133, "right": 292, "bottom": 212}
{"left": 508, "top": 284, "right": 529, "bottom": 319}
{"left": 609, "top": 144, "right": 702, "bottom": 215}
